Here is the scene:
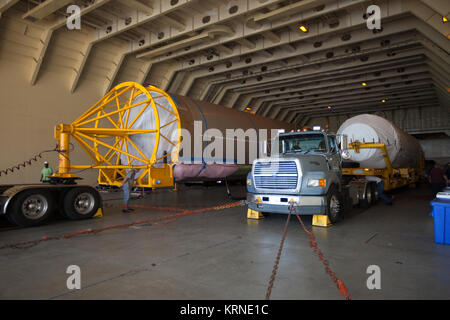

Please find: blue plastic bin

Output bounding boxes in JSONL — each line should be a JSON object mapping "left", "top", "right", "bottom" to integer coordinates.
{"left": 430, "top": 199, "right": 450, "bottom": 245}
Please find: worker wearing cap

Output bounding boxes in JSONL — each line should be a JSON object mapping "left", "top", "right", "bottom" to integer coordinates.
{"left": 119, "top": 168, "right": 138, "bottom": 213}
{"left": 40, "top": 162, "right": 53, "bottom": 183}
{"left": 366, "top": 176, "right": 393, "bottom": 205}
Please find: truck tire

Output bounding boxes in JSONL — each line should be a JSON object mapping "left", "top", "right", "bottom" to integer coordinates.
{"left": 370, "top": 182, "right": 378, "bottom": 205}
{"left": 359, "top": 184, "right": 373, "bottom": 208}
{"left": 57, "top": 188, "right": 70, "bottom": 218}
{"left": 6, "top": 189, "right": 55, "bottom": 227}
{"left": 326, "top": 187, "right": 344, "bottom": 224}
{"left": 62, "top": 187, "right": 101, "bottom": 220}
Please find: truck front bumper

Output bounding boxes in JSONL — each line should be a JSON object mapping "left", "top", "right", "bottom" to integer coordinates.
{"left": 247, "top": 193, "right": 326, "bottom": 215}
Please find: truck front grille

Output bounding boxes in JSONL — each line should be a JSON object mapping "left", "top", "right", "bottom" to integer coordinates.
{"left": 253, "top": 161, "right": 299, "bottom": 190}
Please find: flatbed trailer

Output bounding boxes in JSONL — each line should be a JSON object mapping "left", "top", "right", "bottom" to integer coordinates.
{"left": 0, "top": 184, "right": 102, "bottom": 227}
{"left": 342, "top": 141, "right": 424, "bottom": 191}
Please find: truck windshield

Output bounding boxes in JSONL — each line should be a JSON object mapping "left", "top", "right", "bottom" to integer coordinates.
{"left": 280, "top": 134, "right": 327, "bottom": 154}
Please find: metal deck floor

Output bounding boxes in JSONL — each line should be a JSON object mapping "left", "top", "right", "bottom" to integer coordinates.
{"left": 0, "top": 184, "right": 449, "bottom": 300}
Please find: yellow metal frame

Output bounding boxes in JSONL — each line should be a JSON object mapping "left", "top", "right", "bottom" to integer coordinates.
{"left": 53, "top": 82, "right": 182, "bottom": 188}
{"left": 342, "top": 141, "right": 424, "bottom": 191}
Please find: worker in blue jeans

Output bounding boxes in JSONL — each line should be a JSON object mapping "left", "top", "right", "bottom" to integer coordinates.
{"left": 366, "top": 176, "right": 393, "bottom": 205}
{"left": 120, "top": 168, "right": 138, "bottom": 213}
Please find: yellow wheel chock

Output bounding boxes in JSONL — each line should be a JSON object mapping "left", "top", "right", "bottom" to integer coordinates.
{"left": 93, "top": 208, "right": 103, "bottom": 219}
{"left": 247, "top": 209, "right": 264, "bottom": 220}
{"left": 312, "top": 215, "right": 332, "bottom": 227}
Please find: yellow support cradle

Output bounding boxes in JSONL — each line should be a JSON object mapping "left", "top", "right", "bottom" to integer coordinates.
{"left": 52, "top": 82, "right": 182, "bottom": 189}
{"left": 343, "top": 141, "right": 424, "bottom": 191}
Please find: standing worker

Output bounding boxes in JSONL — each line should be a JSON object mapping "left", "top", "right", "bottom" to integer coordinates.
{"left": 429, "top": 163, "right": 448, "bottom": 198}
{"left": 40, "top": 161, "right": 53, "bottom": 183}
{"left": 366, "top": 176, "right": 393, "bottom": 205}
{"left": 445, "top": 163, "right": 450, "bottom": 188}
{"left": 120, "top": 168, "right": 138, "bottom": 213}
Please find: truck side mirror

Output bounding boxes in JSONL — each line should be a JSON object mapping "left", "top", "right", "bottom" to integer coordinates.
{"left": 338, "top": 134, "right": 351, "bottom": 160}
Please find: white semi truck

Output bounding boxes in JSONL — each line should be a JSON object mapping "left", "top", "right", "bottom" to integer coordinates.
{"left": 246, "top": 114, "right": 424, "bottom": 226}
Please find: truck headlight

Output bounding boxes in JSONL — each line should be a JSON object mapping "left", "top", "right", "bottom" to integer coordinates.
{"left": 247, "top": 178, "right": 252, "bottom": 187}
{"left": 307, "top": 179, "right": 326, "bottom": 188}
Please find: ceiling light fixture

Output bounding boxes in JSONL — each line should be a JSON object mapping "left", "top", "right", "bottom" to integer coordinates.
{"left": 299, "top": 25, "right": 309, "bottom": 33}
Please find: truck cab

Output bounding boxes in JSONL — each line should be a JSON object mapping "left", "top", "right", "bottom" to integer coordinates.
{"left": 246, "top": 128, "right": 350, "bottom": 223}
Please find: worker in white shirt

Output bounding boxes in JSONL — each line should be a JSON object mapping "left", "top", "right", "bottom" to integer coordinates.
{"left": 119, "top": 168, "right": 138, "bottom": 213}
{"left": 366, "top": 176, "right": 393, "bottom": 205}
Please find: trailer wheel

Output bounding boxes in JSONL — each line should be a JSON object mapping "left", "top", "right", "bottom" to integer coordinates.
{"left": 6, "top": 189, "right": 55, "bottom": 227}
{"left": 359, "top": 184, "right": 373, "bottom": 208}
{"left": 62, "top": 187, "right": 101, "bottom": 220}
{"left": 370, "top": 183, "right": 378, "bottom": 205}
{"left": 326, "top": 187, "right": 344, "bottom": 224}
{"left": 57, "top": 188, "right": 72, "bottom": 218}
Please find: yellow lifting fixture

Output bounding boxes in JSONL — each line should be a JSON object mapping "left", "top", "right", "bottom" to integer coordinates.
{"left": 342, "top": 141, "right": 424, "bottom": 191}
{"left": 53, "top": 82, "right": 182, "bottom": 188}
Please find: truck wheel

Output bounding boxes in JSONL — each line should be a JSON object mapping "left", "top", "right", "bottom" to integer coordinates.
{"left": 57, "top": 188, "right": 72, "bottom": 218}
{"left": 359, "top": 184, "right": 372, "bottom": 209}
{"left": 370, "top": 183, "right": 378, "bottom": 205}
{"left": 327, "top": 187, "right": 344, "bottom": 224}
{"left": 62, "top": 187, "right": 101, "bottom": 220}
{"left": 6, "top": 189, "right": 55, "bottom": 227}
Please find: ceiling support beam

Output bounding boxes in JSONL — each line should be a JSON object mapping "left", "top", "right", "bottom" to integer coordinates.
{"left": 137, "top": 32, "right": 211, "bottom": 59}
{"left": 30, "top": 29, "right": 53, "bottom": 85}
{"left": 136, "top": 25, "right": 234, "bottom": 59}
{"left": 216, "top": 44, "right": 233, "bottom": 55}
{"left": 70, "top": 42, "right": 94, "bottom": 93}
{"left": 95, "top": 0, "right": 193, "bottom": 44}
{"left": 236, "top": 38, "right": 256, "bottom": 49}
{"left": 22, "top": 0, "right": 73, "bottom": 21}
{"left": 29, "top": 0, "right": 111, "bottom": 86}
{"left": 104, "top": 51, "right": 128, "bottom": 94}
{"left": 0, "top": 0, "right": 20, "bottom": 17}
{"left": 262, "top": 31, "right": 280, "bottom": 43}
{"left": 137, "top": 61, "right": 153, "bottom": 85}
{"left": 213, "top": 45, "right": 426, "bottom": 107}
{"left": 283, "top": 95, "right": 438, "bottom": 114}
{"left": 253, "top": 0, "right": 329, "bottom": 22}
{"left": 302, "top": 102, "right": 441, "bottom": 120}
{"left": 117, "top": 0, "right": 153, "bottom": 15}
{"left": 161, "top": 15, "right": 186, "bottom": 31}
{"left": 419, "top": 0, "right": 450, "bottom": 17}
{"left": 285, "top": 112, "right": 298, "bottom": 123}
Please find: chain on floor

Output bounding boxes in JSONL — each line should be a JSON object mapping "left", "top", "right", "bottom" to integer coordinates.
{"left": 265, "top": 204, "right": 351, "bottom": 300}
{"left": 0, "top": 201, "right": 245, "bottom": 250}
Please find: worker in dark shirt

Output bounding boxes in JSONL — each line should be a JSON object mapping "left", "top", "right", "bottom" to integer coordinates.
{"left": 445, "top": 163, "right": 450, "bottom": 187}
{"left": 429, "top": 163, "right": 448, "bottom": 198}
